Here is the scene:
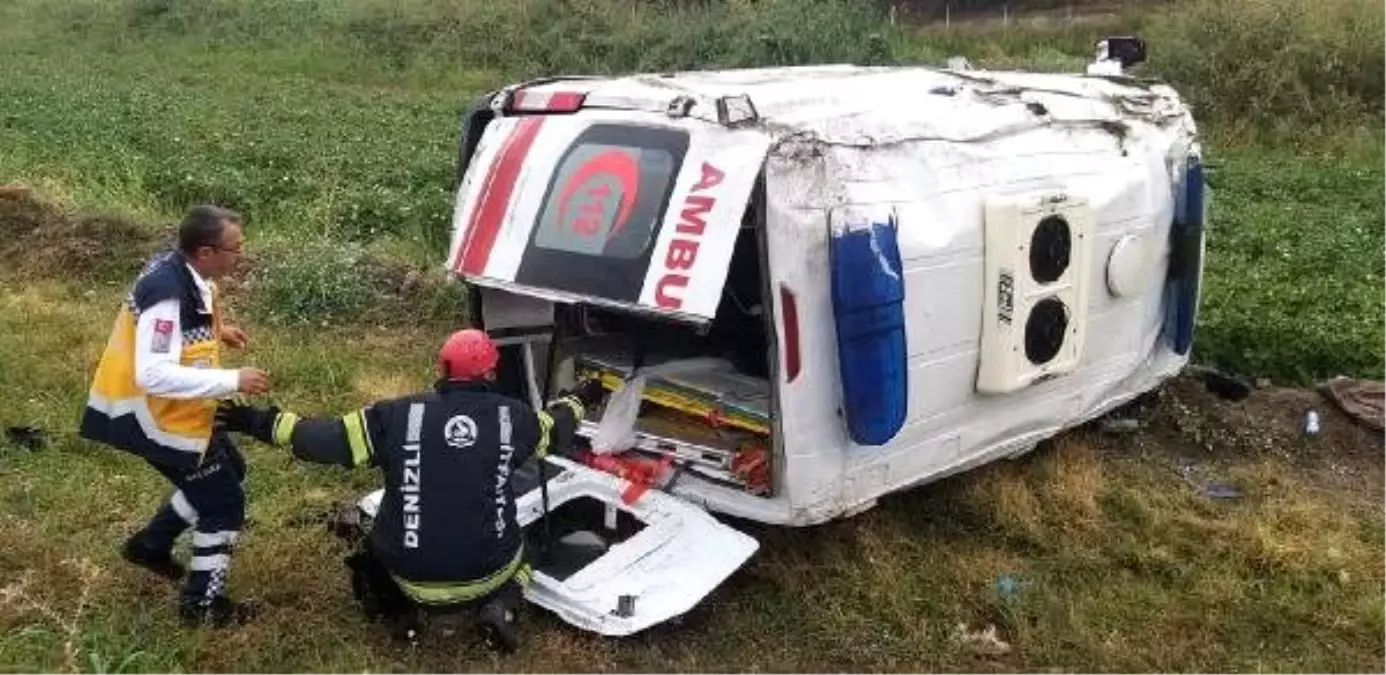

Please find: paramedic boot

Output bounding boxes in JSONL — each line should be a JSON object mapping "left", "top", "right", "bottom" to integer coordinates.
{"left": 476, "top": 598, "right": 519, "bottom": 654}
{"left": 179, "top": 595, "right": 257, "bottom": 628}
{"left": 180, "top": 528, "right": 251, "bottom": 628}
{"left": 122, "top": 532, "right": 185, "bottom": 581}
{"left": 121, "top": 504, "right": 189, "bottom": 581}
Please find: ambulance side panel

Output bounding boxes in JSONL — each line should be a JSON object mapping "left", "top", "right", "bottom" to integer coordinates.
{"left": 766, "top": 124, "right": 1198, "bottom": 523}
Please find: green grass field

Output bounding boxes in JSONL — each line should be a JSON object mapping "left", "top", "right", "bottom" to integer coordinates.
{"left": 0, "top": 0, "right": 1382, "bottom": 671}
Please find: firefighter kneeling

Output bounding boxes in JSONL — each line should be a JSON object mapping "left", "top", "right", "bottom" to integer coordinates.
{"left": 217, "top": 329, "right": 606, "bottom": 651}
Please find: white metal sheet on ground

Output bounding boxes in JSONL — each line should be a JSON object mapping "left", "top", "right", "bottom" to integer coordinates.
{"left": 357, "top": 456, "right": 758, "bottom": 637}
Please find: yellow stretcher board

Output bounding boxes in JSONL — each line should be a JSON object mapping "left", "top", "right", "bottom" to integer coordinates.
{"left": 580, "top": 368, "right": 772, "bottom": 438}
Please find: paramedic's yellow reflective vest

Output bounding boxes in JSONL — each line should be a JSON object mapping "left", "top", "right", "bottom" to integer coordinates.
{"left": 80, "top": 252, "right": 222, "bottom": 471}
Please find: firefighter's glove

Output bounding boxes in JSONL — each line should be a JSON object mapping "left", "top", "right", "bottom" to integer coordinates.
{"left": 216, "top": 400, "right": 281, "bottom": 445}
{"left": 572, "top": 377, "right": 607, "bottom": 409}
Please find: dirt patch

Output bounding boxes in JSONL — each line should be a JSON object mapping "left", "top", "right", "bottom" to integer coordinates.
{"left": 1111, "top": 372, "right": 1385, "bottom": 505}
{"left": 0, "top": 184, "right": 164, "bottom": 282}
{"left": 1166, "top": 375, "right": 1380, "bottom": 459}
{"left": 0, "top": 187, "right": 464, "bottom": 329}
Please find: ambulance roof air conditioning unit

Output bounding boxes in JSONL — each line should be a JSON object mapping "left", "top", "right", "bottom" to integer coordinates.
{"left": 977, "top": 191, "right": 1094, "bottom": 394}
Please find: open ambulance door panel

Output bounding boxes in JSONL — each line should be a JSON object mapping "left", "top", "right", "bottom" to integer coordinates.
{"left": 357, "top": 455, "right": 759, "bottom": 637}
{"left": 446, "top": 110, "right": 772, "bottom": 326}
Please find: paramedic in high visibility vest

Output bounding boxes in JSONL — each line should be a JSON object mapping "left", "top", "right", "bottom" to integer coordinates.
{"left": 216, "top": 329, "right": 607, "bottom": 652}
{"left": 79, "top": 204, "right": 272, "bottom": 628}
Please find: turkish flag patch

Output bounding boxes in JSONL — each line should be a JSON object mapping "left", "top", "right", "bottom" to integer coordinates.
{"left": 151, "top": 319, "right": 174, "bottom": 354}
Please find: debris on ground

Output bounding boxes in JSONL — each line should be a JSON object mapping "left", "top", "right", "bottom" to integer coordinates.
{"left": 1318, "top": 377, "right": 1384, "bottom": 431}
{"left": 1203, "top": 482, "right": 1242, "bottom": 500}
{"left": 1186, "top": 365, "right": 1254, "bottom": 402}
{"left": 1302, "top": 410, "right": 1321, "bottom": 436}
{"left": 1098, "top": 417, "right": 1145, "bottom": 434}
{"left": 994, "top": 574, "right": 1031, "bottom": 605}
{"left": 1176, "top": 460, "right": 1243, "bottom": 500}
{"left": 4, "top": 426, "right": 46, "bottom": 452}
{"left": 954, "top": 622, "right": 1012, "bottom": 656}
{"left": 1094, "top": 389, "right": 1161, "bottom": 435}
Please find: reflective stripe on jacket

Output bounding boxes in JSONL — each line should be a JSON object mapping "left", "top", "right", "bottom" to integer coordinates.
{"left": 80, "top": 252, "right": 223, "bottom": 470}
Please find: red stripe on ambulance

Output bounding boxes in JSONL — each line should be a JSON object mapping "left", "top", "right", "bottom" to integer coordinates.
{"left": 654, "top": 162, "right": 726, "bottom": 310}
{"left": 456, "top": 117, "right": 546, "bottom": 276}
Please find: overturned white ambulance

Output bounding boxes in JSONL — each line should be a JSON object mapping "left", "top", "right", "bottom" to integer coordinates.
{"left": 364, "top": 40, "right": 1208, "bottom": 636}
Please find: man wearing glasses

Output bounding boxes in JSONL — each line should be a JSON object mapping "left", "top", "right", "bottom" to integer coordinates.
{"left": 80, "top": 204, "right": 272, "bottom": 627}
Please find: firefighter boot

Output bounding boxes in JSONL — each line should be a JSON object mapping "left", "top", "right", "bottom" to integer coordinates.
{"left": 476, "top": 598, "right": 519, "bottom": 654}
{"left": 389, "top": 607, "right": 427, "bottom": 645}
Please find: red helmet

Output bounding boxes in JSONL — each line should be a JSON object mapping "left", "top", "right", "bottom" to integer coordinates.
{"left": 438, "top": 329, "right": 499, "bottom": 380}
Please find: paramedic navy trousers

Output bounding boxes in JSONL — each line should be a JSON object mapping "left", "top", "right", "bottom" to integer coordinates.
{"left": 137, "top": 432, "right": 247, "bottom": 609}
